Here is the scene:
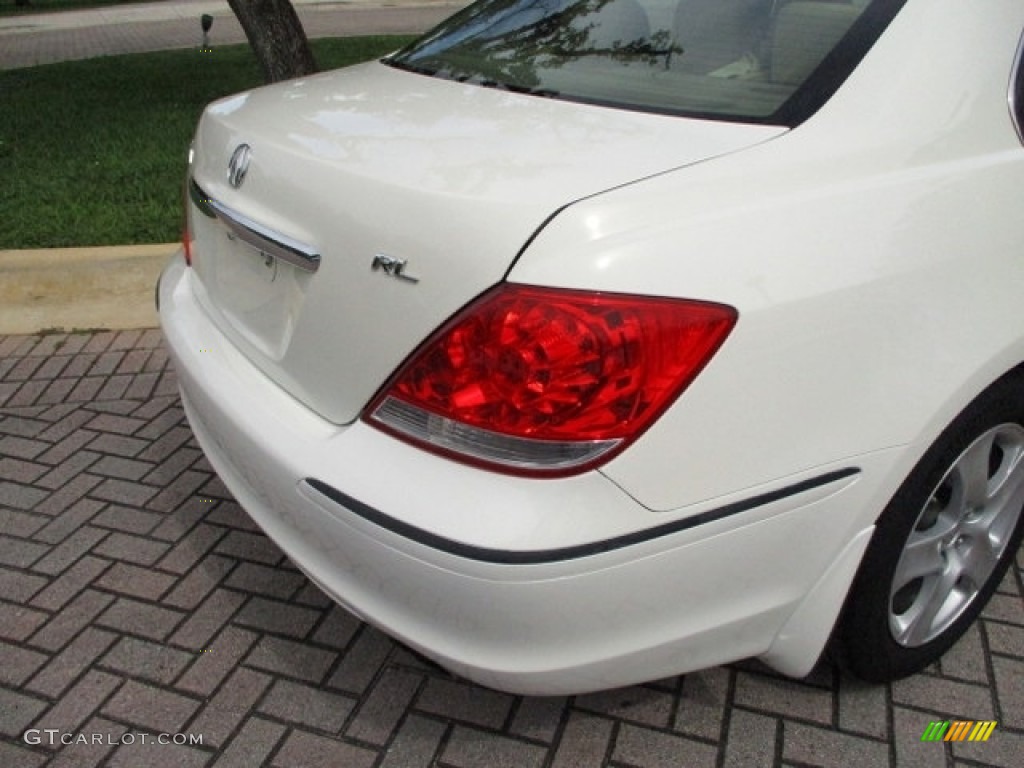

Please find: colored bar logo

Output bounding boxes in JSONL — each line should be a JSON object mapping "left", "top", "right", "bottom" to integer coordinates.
{"left": 921, "top": 721, "right": 997, "bottom": 742}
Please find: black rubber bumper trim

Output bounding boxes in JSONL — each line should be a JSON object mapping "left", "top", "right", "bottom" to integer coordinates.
{"left": 302, "top": 468, "right": 860, "bottom": 565}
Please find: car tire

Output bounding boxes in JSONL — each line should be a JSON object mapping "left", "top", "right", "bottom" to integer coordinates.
{"left": 836, "top": 371, "right": 1024, "bottom": 682}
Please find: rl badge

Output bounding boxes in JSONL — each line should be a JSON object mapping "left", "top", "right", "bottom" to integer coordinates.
{"left": 371, "top": 253, "right": 419, "bottom": 283}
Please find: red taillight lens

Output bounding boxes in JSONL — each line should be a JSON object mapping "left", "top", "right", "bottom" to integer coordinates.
{"left": 182, "top": 226, "right": 193, "bottom": 267}
{"left": 367, "top": 284, "right": 736, "bottom": 475}
{"left": 181, "top": 181, "right": 193, "bottom": 267}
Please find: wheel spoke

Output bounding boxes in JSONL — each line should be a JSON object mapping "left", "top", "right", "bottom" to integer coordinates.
{"left": 895, "top": 563, "right": 963, "bottom": 646}
{"left": 989, "top": 438, "right": 1024, "bottom": 499}
{"left": 986, "top": 442, "right": 1024, "bottom": 517}
{"left": 959, "top": 432, "right": 1024, "bottom": 559}
{"left": 953, "top": 430, "right": 998, "bottom": 510}
{"left": 957, "top": 534, "right": 999, "bottom": 588}
{"left": 962, "top": 461, "right": 1024, "bottom": 544}
{"left": 892, "top": 530, "right": 947, "bottom": 588}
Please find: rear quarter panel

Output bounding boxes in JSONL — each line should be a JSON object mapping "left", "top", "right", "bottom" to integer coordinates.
{"left": 510, "top": 0, "right": 1024, "bottom": 513}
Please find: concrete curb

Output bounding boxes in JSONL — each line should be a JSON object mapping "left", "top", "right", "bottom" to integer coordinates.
{"left": 0, "top": 244, "right": 177, "bottom": 335}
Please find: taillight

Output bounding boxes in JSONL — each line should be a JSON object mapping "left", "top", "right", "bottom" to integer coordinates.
{"left": 182, "top": 225, "right": 193, "bottom": 267}
{"left": 366, "top": 284, "right": 736, "bottom": 476}
{"left": 182, "top": 146, "right": 195, "bottom": 266}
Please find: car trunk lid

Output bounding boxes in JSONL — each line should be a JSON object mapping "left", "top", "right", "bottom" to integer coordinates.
{"left": 187, "top": 61, "right": 782, "bottom": 424}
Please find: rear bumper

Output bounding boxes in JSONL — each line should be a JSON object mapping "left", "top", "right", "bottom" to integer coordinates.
{"left": 159, "top": 256, "right": 884, "bottom": 693}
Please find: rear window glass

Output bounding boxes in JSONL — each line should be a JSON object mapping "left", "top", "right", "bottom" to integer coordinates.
{"left": 388, "top": 0, "right": 903, "bottom": 124}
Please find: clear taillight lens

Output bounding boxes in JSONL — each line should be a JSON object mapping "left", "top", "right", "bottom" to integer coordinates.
{"left": 366, "top": 284, "right": 737, "bottom": 476}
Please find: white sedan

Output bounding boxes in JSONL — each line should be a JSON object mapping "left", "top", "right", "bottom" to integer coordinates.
{"left": 159, "top": 0, "right": 1024, "bottom": 694}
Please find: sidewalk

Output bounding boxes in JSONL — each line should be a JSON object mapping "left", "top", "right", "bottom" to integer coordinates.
{"left": 0, "top": 0, "right": 420, "bottom": 33}
{"left": 0, "top": 0, "right": 468, "bottom": 69}
{"left": 0, "top": 245, "right": 176, "bottom": 336}
{"left": 0, "top": 0, "right": 467, "bottom": 336}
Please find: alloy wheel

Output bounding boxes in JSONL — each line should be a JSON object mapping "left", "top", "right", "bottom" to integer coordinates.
{"left": 888, "top": 423, "right": 1024, "bottom": 647}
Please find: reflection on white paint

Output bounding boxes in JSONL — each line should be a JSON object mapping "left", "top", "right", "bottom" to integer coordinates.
{"left": 208, "top": 93, "right": 249, "bottom": 116}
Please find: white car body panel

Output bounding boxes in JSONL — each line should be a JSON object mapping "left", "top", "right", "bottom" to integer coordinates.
{"left": 515, "top": 0, "right": 1024, "bottom": 510}
{"left": 160, "top": 0, "right": 1024, "bottom": 693}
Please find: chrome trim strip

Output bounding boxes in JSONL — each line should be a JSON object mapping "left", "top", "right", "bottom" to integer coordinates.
{"left": 188, "top": 178, "right": 216, "bottom": 218}
{"left": 302, "top": 468, "right": 861, "bottom": 564}
{"left": 188, "top": 178, "right": 321, "bottom": 273}
{"left": 1010, "top": 28, "right": 1024, "bottom": 145}
{"left": 371, "top": 396, "right": 620, "bottom": 473}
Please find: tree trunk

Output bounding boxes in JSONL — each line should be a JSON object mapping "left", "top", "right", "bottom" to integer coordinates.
{"left": 226, "top": 0, "right": 318, "bottom": 84}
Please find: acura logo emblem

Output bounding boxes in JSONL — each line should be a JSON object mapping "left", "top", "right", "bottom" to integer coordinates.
{"left": 227, "top": 144, "right": 251, "bottom": 189}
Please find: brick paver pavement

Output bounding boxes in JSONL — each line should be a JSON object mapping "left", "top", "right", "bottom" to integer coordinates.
{"left": 1, "top": 328, "right": 1022, "bottom": 767}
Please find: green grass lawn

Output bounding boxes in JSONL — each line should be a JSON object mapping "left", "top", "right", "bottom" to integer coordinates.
{"left": 0, "top": 36, "right": 414, "bottom": 249}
